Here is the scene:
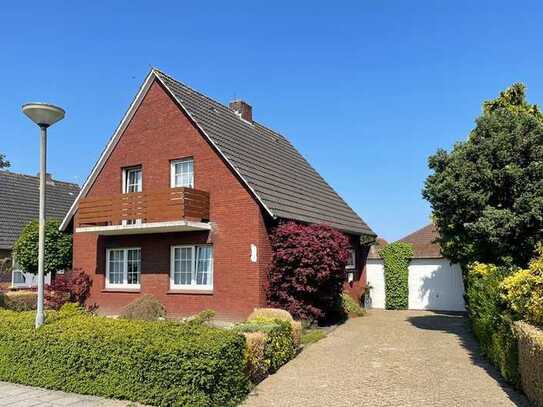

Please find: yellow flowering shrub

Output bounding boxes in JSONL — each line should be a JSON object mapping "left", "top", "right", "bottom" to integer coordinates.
{"left": 501, "top": 244, "right": 543, "bottom": 326}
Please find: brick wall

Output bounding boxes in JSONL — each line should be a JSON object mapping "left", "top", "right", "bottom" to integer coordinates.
{"left": 343, "top": 235, "right": 370, "bottom": 303}
{"left": 73, "top": 79, "right": 272, "bottom": 320}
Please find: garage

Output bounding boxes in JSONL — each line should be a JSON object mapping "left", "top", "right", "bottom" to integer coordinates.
{"left": 365, "top": 225, "right": 466, "bottom": 312}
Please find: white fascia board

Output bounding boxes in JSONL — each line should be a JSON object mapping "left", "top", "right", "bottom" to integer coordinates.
{"left": 60, "top": 70, "right": 157, "bottom": 231}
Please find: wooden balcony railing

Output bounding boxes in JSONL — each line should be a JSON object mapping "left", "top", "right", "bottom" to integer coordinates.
{"left": 77, "top": 187, "right": 210, "bottom": 227}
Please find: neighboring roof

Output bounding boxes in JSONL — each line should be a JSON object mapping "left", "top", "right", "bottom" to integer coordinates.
{"left": 0, "top": 171, "right": 80, "bottom": 250}
{"left": 367, "top": 237, "right": 388, "bottom": 259}
{"left": 61, "top": 69, "right": 375, "bottom": 236}
{"left": 399, "top": 224, "right": 443, "bottom": 259}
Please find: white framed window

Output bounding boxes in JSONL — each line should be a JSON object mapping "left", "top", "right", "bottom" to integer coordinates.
{"left": 123, "top": 167, "right": 142, "bottom": 193}
{"left": 346, "top": 248, "right": 356, "bottom": 283}
{"left": 106, "top": 248, "right": 141, "bottom": 289}
{"left": 170, "top": 158, "right": 194, "bottom": 188}
{"left": 170, "top": 245, "right": 213, "bottom": 290}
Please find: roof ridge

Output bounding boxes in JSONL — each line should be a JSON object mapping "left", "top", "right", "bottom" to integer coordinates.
{"left": 154, "top": 69, "right": 291, "bottom": 142}
{"left": 0, "top": 170, "right": 80, "bottom": 187}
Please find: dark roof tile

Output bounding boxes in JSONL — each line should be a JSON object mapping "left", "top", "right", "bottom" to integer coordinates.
{"left": 155, "top": 70, "right": 375, "bottom": 236}
{"left": 0, "top": 171, "right": 79, "bottom": 250}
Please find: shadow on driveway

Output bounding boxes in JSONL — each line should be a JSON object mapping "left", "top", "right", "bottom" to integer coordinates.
{"left": 407, "top": 312, "right": 528, "bottom": 407}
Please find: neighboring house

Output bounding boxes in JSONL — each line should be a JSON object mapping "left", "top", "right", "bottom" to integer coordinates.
{"left": 366, "top": 224, "right": 465, "bottom": 311}
{"left": 0, "top": 171, "right": 80, "bottom": 288}
{"left": 60, "top": 68, "right": 376, "bottom": 320}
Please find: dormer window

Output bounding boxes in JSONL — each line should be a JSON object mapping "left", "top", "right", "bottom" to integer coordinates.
{"left": 123, "top": 167, "right": 142, "bottom": 193}
{"left": 171, "top": 158, "right": 194, "bottom": 188}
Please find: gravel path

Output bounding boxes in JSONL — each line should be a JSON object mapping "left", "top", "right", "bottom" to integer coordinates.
{"left": 243, "top": 310, "right": 529, "bottom": 407}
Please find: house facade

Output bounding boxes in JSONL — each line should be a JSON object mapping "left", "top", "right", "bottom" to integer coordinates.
{"left": 0, "top": 171, "right": 79, "bottom": 288}
{"left": 61, "top": 69, "right": 375, "bottom": 320}
{"left": 366, "top": 225, "right": 465, "bottom": 312}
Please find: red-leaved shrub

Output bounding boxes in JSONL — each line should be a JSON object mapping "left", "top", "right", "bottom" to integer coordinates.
{"left": 266, "top": 222, "right": 351, "bottom": 322}
{"left": 45, "top": 270, "right": 92, "bottom": 310}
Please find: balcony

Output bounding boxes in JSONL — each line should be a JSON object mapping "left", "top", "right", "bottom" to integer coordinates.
{"left": 75, "top": 187, "right": 211, "bottom": 235}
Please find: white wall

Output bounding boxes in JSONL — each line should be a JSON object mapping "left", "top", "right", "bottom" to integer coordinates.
{"left": 365, "top": 259, "right": 386, "bottom": 309}
{"left": 364, "top": 257, "right": 465, "bottom": 312}
{"left": 408, "top": 258, "right": 465, "bottom": 311}
{"left": 11, "top": 269, "right": 51, "bottom": 288}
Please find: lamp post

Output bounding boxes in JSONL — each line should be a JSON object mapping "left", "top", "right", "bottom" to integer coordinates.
{"left": 22, "top": 103, "right": 65, "bottom": 328}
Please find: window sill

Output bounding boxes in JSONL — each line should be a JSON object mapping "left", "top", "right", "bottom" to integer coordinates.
{"left": 101, "top": 288, "right": 141, "bottom": 293}
{"left": 167, "top": 289, "right": 213, "bottom": 295}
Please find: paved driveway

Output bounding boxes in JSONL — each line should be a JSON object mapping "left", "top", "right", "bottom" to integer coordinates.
{"left": 243, "top": 310, "right": 529, "bottom": 407}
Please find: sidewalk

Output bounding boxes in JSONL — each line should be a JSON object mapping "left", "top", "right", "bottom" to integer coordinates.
{"left": 0, "top": 382, "right": 141, "bottom": 406}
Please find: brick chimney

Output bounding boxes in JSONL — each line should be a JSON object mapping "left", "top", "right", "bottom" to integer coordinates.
{"left": 229, "top": 100, "right": 252, "bottom": 122}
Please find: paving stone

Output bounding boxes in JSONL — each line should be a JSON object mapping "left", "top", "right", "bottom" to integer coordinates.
{"left": 243, "top": 310, "right": 529, "bottom": 407}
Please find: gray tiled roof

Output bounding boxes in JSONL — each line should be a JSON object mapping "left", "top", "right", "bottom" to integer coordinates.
{"left": 156, "top": 71, "right": 375, "bottom": 236}
{"left": 0, "top": 171, "right": 80, "bottom": 250}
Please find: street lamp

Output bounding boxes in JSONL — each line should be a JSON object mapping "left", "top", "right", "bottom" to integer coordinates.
{"left": 22, "top": 103, "right": 65, "bottom": 328}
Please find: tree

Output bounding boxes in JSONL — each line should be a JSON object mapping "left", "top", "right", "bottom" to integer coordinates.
{"left": 0, "top": 153, "right": 10, "bottom": 169}
{"left": 423, "top": 83, "right": 543, "bottom": 268}
{"left": 12, "top": 219, "right": 72, "bottom": 277}
{"left": 266, "top": 222, "right": 350, "bottom": 322}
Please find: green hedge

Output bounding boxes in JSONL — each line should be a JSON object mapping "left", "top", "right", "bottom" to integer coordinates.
{"left": 0, "top": 306, "right": 249, "bottom": 406}
{"left": 466, "top": 263, "right": 520, "bottom": 386}
{"left": 379, "top": 242, "right": 414, "bottom": 310}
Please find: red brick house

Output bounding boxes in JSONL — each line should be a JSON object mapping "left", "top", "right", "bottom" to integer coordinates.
{"left": 60, "top": 69, "right": 375, "bottom": 319}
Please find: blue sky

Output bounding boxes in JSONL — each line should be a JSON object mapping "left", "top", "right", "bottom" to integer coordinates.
{"left": 1, "top": 1, "right": 542, "bottom": 241}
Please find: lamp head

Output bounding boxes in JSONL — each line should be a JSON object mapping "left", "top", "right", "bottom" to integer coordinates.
{"left": 22, "top": 103, "right": 65, "bottom": 128}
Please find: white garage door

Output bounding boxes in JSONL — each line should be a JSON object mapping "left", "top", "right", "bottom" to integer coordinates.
{"left": 365, "top": 258, "right": 465, "bottom": 311}
{"left": 408, "top": 259, "right": 465, "bottom": 311}
{"left": 365, "top": 259, "right": 386, "bottom": 309}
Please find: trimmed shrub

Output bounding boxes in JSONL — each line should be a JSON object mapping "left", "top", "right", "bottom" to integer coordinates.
{"left": 379, "top": 242, "right": 413, "bottom": 310}
{"left": 234, "top": 319, "right": 295, "bottom": 374}
{"left": 341, "top": 293, "right": 365, "bottom": 317}
{"left": 248, "top": 308, "right": 293, "bottom": 322}
{"left": 514, "top": 322, "right": 543, "bottom": 407}
{"left": 243, "top": 332, "right": 269, "bottom": 384}
{"left": 188, "top": 309, "right": 216, "bottom": 325}
{"left": 501, "top": 244, "right": 543, "bottom": 326}
{"left": 466, "top": 262, "right": 520, "bottom": 386}
{"left": 0, "top": 291, "right": 37, "bottom": 311}
{"left": 247, "top": 308, "right": 301, "bottom": 348}
{"left": 266, "top": 222, "right": 351, "bottom": 323}
{"left": 119, "top": 294, "right": 166, "bottom": 321}
{"left": 45, "top": 270, "right": 92, "bottom": 310}
{"left": 291, "top": 320, "right": 302, "bottom": 348}
{"left": 0, "top": 308, "right": 249, "bottom": 406}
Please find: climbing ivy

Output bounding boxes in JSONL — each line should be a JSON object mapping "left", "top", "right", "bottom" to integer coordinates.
{"left": 379, "top": 242, "right": 414, "bottom": 310}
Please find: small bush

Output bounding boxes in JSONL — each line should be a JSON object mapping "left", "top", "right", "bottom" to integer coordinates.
{"left": 266, "top": 222, "right": 351, "bottom": 323}
{"left": 501, "top": 244, "right": 543, "bottom": 326}
{"left": 0, "top": 291, "right": 37, "bottom": 311}
{"left": 263, "top": 320, "right": 295, "bottom": 373}
{"left": 188, "top": 309, "right": 216, "bottom": 326}
{"left": 514, "top": 321, "right": 543, "bottom": 407}
{"left": 379, "top": 242, "right": 413, "bottom": 310}
{"left": 234, "top": 319, "right": 295, "bottom": 374}
{"left": 243, "top": 332, "right": 269, "bottom": 384}
{"left": 0, "top": 308, "right": 249, "bottom": 406}
{"left": 341, "top": 293, "right": 365, "bottom": 317}
{"left": 45, "top": 270, "right": 92, "bottom": 310}
{"left": 247, "top": 308, "right": 301, "bottom": 348}
{"left": 119, "top": 294, "right": 166, "bottom": 321}
{"left": 248, "top": 308, "right": 293, "bottom": 322}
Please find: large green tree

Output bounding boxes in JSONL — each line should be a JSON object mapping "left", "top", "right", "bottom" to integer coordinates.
{"left": 13, "top": 219, "right": 72, "bottom": 276}
{"left": 423, "top": 83, "right": 543, "bottom": 268}
{"left": 0, "top": 153, "right": 10, "bottom": 169}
